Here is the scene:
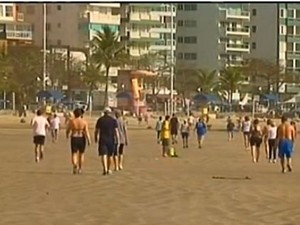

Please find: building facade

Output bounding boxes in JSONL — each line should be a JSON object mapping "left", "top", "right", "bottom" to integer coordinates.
{"left": 0, "top": 3, "right": 33, "bottom": 53}
{"left": 120, "top": 3, "right": 176, "bottom": 61}
{"left": 176, "top": 3, "right": 251, "bottom": 71}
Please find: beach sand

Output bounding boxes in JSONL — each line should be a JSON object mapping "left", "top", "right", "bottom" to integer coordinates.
{"left": 0, "top": 115, "right": 299, "bottom": 225}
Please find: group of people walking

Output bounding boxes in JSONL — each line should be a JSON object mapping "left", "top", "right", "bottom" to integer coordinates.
{"left": 240, "top": 115, "right": 296, "bottom": 173}
{"left": 155, "top": 114, "right": 208, "bottom": 157}
{"left": 31, "top": 107, "right": 128, "bottom": 175}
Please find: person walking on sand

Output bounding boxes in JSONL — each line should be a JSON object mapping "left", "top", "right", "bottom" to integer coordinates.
{"left": 50, "top": 113, "right": 60, "bottom": 143}
{"left": 262, "top": 119, "right": 272, "bottom": 159}
{"left": 114, "top": 110, "right": 128, "bottom": 171}
{"left": 95, "top": 107, "right": 120, "bottom": 175}
{"left": 155, "top": 116, "right": 163, "bottom": 144}
{"left": 267, "top": 120, "right": 277, "bottom": 163}
{"left": 249, "top": 119, "right": 263, "bottom": 163}
{"left": 277, "top": 116, "right": 296, "bottom": 173}
{"left": 180, "top": 120, "right": 190, "bottom": 148}
{"left": 66, "top": 108, "right": 91, "bottom": 174}
{"left": 161, "top": 115, "right": 171, "bottom": 157}
{"left": 242, "top": 116, "right": 251, "bottom": 150}
{"left": 31, "top": 109, "right": 50, "bottom": 162}
{"left": 226, "top": 117, "right": 235, "bottom": 141}
{"left": 195, "top": 117, "right": 207, "bottom": 149}
{"left": 170, "top": 113, "right": 179, "bottom": 144}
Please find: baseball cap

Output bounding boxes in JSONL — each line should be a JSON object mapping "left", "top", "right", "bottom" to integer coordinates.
{"left": 104, "top": 107, "right": 112, "bottom": 113}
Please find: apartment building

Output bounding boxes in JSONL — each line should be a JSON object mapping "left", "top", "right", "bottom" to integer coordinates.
{"left": 176, "top": 3, "right": 250, "bottom": 71}
{"left": 120, "top": 3, "right": 176, "bottom": 62}
{"left": 0, "top": 3, "right": 32, "bottom": 53}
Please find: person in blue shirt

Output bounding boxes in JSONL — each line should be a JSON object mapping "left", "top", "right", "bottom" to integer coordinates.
{"left": 195, "top": 117, "right": 207, "bottom": 149}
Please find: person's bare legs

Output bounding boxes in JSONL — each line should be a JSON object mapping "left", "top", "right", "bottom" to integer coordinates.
{"left": 78, "top": 153, "right": 84, "bottom": 174}
{"left": 107, "top": 156, "right": 114, "bottom": 173}
{"left": 101, "top": 154, "right": 108, "bottom": 175}
{"left": 39, "top": 145, "right": 44, "bottom": 160}
{"left": 113, "top": 155, "right": 119, "bottom": 171}
{"left": 118, "top": 154, "right": 124, "bottom": 170}
{"left": 280, "top": 157, "right": 286, "bottom": 173}
{"left": 244, "top": 134, "right": 249, "bottom": 149}
{"left": 251, "top": 146, "right": 256, "bottom": 163}
{"left": 287, "top": 157, "right": 292, "bottom": 172}
{"left": 72, "top": 152, "right": 79, "bottom": 174}
{"left": 256, "top": 147, "right": 260, "bottom": 162}
{"left": 198, "top": 136, "right": 204, "bottom": 148}
{"left": 34, "top": 144, "right": 39, "bottom": 162}
{"left": 264, "top": 140, "right": 269, "bottom": 159}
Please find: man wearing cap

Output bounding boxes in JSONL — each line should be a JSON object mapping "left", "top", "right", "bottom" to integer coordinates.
{"left": 95, "top": 107, "right": 120, "bottom": 175}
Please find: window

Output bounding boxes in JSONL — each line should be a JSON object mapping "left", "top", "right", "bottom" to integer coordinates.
{"left": 184, "top": 36, "right": 197, "bottom": 44}
{"left": 0, "top": 5, "right": 3, "bottom": 17}
{"left": 57, "top": 39, "right": 61, "bottom": 45}
{"left": 288, "top": 9, "right": 294, "bottom": 18}
{"left": 296, "top": 43, "right": 300, "bottom": 52}
{"left": 296, "top": 26, "right": 300, "bottom": 36}
{"left": 5, "top": 6, "right": 13, "bottom": 17}
{"left": 184, "top": 20, "right": 197, "bottom": 27}
{"left": 57, "top": 5, "right": 61, "bottom": 11}
{"left": 177, "top": 52, "right": 183, "bottom": 59}
{"left": 252, "top": 26, "right": 257, "bottom": 33}
{"left": 184, "top": 4, "right": 197, "bottom": 11}
{"left": 287, "top": 42, "right": 294, "bottom": 52}
{"left": 296, "top": 60, "right": 300, "bottom": 68}
{"left": 57, "top": 23, "right": 61, "bottom": 28}
{"left": 111, "top": 8, "right": 120, "bottom": 15}
{"left": 280, "top": 25, "right": 284, "bottom": 34}
{"left": 287, "top": 59, "right": 293, "bottom": 68}
{"left": 280, "top": 9, "right": 284, "bottom": 18}
{"left": 46, "top": 23, "right": 51, "bottom": 31}
{"left": 252, "top": 8, "right": 256, "bottom": 16}
{"left": 177, "top": 4, "right": 183, "bottom": 11}
{"left": 252, "top": 42, "right": 256, "bottom": 50}
{"left": 177, "top": 20, "right": 183, "bottom": 27}
{"left": 287, "top": 26, "right": 294, "bottom": 35}
{"left": 184, "top": 53, "right": 197, "bottom": 60}
{"left": 177, "top": 36, "right": 183, "bottom": 43}
{"left": 296, "top": 10, "right": 300, "bottom": 19}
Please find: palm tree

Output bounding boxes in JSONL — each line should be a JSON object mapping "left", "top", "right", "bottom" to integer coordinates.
{"left": 219, "top": 67, "right": 244, "bottom": 104}
{"left": 195, "top": 69, "right": 218, "bottom": 93}
{"left": 91, "top": 26, "right": 126, "bottom": 107}
{"left": 80, "top": 61, "right": 105, "bottom": 109}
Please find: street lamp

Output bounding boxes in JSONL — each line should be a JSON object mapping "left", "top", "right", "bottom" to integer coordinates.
{"left": 42, "top": 3, "right": 47, "bottom": 91}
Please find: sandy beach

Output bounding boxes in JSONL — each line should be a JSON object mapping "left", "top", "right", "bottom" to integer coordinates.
{"left": 0, "top": 115, "right": 299, "bottom": 225}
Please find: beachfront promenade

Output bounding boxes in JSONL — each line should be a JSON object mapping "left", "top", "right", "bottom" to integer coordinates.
{"left": 0, "top": 116, "right": 299, "bottom": 225}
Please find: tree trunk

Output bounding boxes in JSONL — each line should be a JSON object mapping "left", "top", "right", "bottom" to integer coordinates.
{"left": 103, "top": 66, "right": 110, "bottom": 107}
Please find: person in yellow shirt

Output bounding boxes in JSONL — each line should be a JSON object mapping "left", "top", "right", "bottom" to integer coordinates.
{"left": 161, "top": 115, "right": 171, "bottom": 157}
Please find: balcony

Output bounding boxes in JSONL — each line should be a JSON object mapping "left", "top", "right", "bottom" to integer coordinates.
{"left": 225, "top": 43, "right": 249, "bottom": 52}
{"left": 226, "top": 27, "right": 250, "bottom": 36}
{"left": 222, "top": 9, "right": 250, "bottom": 20}
{"left": 4, "top": 23, "right": 33, "bottom": 41}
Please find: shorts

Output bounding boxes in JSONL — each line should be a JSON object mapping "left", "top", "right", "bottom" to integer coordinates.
{"left": 243, "top": 131, "right": 250, "bottom": 137}
{"left": 113, "top": 143, "right": 125, "bottom": 156}
{"left": 181, "top": 132, "right": 189, "bottom": 139}
{"left": 98, "top": 141, "right": 115, "bottom": 156}
{"left": 278, "top": 139, "right": 293, "bottom": 158}
{"left": 250, "top": 136, "right": 262, "bottom": 148}
{"left": 71, "top": 137, "right": 86, "bottom": 154}
{"left": 33, "top": 135, "right": 45, "bottom": 145}
{"left": 162, "top": 138, "right": 170, "bottom": 147}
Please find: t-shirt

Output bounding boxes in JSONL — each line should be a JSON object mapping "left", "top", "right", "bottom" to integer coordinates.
{"left": 196, "top": 122, "right": 207, "bottom": 136}
{"left": 268, "top": 126, "right": 277, "bottom": 139}
{"left": 32, "top": 116, "right": 49, "bottom": 136}
{"left": 95, "top": 115, "right": 118, "bottom": 144}
{"left": 227, "top": 121, "right": 235, "bottom": 131}
{"left": 170, "top": 117, "right": 179, "bottom": 131}
{"left": 116, "top": 118, "right": 127, "bottom": 144}
{"left": 51, "top": 117, "right": 60, "bottom": 130}
{"left": 155, "top": 120, "right": 163, "bottom": 131}
{"left": 161, "top": 120, "right": 171, "bottom": 139}
{"left": 243, "top": 121, "right": 251, "bottom": 132}
{"left": 180, "top": 123, "right": 189, "bottom": 133}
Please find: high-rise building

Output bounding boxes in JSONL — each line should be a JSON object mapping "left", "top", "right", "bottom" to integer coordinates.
{"left": 0, "top": 3, "right": 33, "bottom": 52}
{"left": 120, "top": 3, "right": 176, "bottom": 61}
{"left": 176, "top": 3, "right": 251, "bottom": 71}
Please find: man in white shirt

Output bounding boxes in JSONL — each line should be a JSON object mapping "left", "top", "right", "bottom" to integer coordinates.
{"left": 31, "top": 109, "right": 50, "bottom": 162}
{"left": 50, "top": 113, "right": 60, "bottom": 143}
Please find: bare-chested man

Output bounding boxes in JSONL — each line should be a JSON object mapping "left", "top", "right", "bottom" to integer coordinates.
{"left": 277, "top": 116, "right": 296, "bottom": 173}
{"left": 66, "top": 108, "right": 91, "bottom": 174}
